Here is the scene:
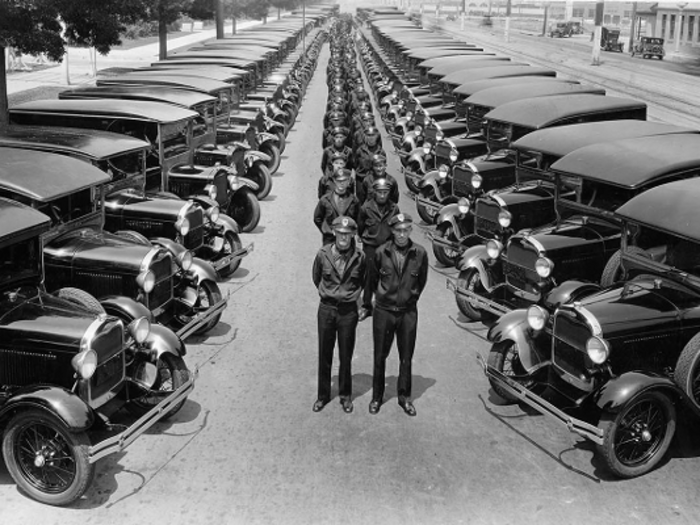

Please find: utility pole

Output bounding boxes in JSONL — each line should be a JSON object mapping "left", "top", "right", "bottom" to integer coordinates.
{"left": 591, "top": 0, "right": 604, "bottom": 65}
{"left": 504, "top": 0, "right": 512, "bottom": 42}
{"left": 541, "top": 3, "right": 550, "bottom": 37}
{"left": 216, "top": 0, "right": 224, "bottom": 39}
{"left": 302, "top": 0, "right": 306, "bottom": 56}
{"left": 628, "top": 1, "right": 637, "bottom": 52}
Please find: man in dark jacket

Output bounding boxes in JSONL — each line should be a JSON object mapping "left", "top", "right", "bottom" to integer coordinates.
{"left": 357, "top": 154, "right": 399, "bottom": 205}
{"left": 312, "top": 216, "right": 366, "bottom": 414}
{"left": 314, "top": 169, "right": 360, "bottom": 245}
{"left": 362, "top": 213, "right": 428, "bottom": 417}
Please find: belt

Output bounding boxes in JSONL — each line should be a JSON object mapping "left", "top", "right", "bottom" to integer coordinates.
{"left": 375, "top": 301, "right": 417, "bottom": 313}
{"left": 321, "top": 298, "right": 357, "bottom": 308}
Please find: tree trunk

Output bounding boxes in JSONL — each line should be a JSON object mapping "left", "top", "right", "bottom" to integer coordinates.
{"left": 0, "top": 47, "right": 9, "bottom": 134}
{"left": 232, "top": 17, "right": 237, "bottom": 35}
{"left": 159, "top": 17, "right": 168, "bottom": 60}
{"left": 216, "top": 0, "right": 224, "bottom": 39}
{"left": 277, "top": 8, "right": 281, "bottom": 20}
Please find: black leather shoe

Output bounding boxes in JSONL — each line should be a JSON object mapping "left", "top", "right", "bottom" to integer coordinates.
{"left": 369, "top": 400, "right": 381, "bottom": 414}
{"left": 312, "top": 399, "right": 328, "bottom": 412}
{"left": 340, "top": 398, "right": 353, "bottom": 413}
{"left": 399, "top": 399, "right": 417, "bottom": 417}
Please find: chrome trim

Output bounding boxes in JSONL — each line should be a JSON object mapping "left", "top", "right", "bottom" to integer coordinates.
{"left": 139, "top": 247, "right": 161, "bottom": 275}
{"left": 491, "top": 193, "right": 507, "bottom": 207}
{"left": 521, "top": 233, "right": 547, "bottom": 255}
{"left": 571, "top": 303, "right": 604, "bottom": 339}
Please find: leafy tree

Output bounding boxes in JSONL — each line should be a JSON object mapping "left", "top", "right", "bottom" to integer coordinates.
{"left": 269, "top": 0, "right": 297, "bottom": 20}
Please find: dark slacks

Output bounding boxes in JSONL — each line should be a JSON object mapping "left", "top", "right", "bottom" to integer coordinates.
{"left": 371, "top": 305, "right": 418, "bottom": 402}
{"left": 362, "top": 244, "right": 377, "bottom": 307}
{"left": 317, "top": 303, "right": 358, "bottom": 402}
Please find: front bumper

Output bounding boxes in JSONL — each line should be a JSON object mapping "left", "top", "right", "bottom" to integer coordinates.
{"left": 211, "top": 242, "right": 254, "bottom": 273}
{"left": 175, "top": 293, "right": 229, "bottom": 341}
{"left": 446, "top": 278, "right": 512, "bottom": 317}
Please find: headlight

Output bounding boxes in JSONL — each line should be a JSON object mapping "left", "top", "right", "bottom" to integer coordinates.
{"left": 586, "top": 336, "right": 610, "bottom": 364}
{"left": 527, "top": 305, "right": 548, "bottom": 331}
{"left": 498, "top": 210, "right": 512, "bottom": 228}
{"left": 438, "top": 165, "right": 449, "bottom": 179}
{"left": 486, "top": 239, "right": 503, "bottom": 260}
{"left": 406, "top": 111, "right": 413, "bottom": 120}
{"left": 175, "top": 217, "right": 190, "bottom": 236}
{"left": 415, "top": 125, "right": 423, "bottom": 136}
{"left": 228, "top": 175, "right": 240, "bottom": 190}
{"left": 71, "top": 349, "right": 98, "bottom": 380}
{"left": 177, "top": 250, "right": 193, "bottom": 271}
{"left": 207, "top": 205, "right": 220, "bottom": 223}
{"left": 423, "top": 142, "right": 432, "bottom": 155}
{"left": 535, "top": 257, "right": 554, "bottom": 278}
{"left": 136, "top": 270, "right": 156, "bottom": 293}
{"left": 436, "top": 131, "right": 444, "bottom": 141}
{"left": 128, "top": 317, "right": 151, "bottom": 344}
{"left": 449, "top": 149, "right": 459, "bottom": 163}
{"left": 204, "top": 184, "right": 218, "bottom": 200}
{"left": 471, "top": 173, "right": 482, "bottom": 189}
{"left": 458, "top": 197, "right": 469, "bottom": 215}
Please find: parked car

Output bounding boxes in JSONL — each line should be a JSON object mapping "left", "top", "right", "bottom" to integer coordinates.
{"left": 601, "top": 27, "right": 624, "bottom": 52}
{"left": 550, "top": 22, "right": 573, "bottom": 38}
{"left": 631, "top": 36, "right": 665, "bottom": 59}
{"left": 0, "top": 197, "right": 194, "bottom": 505}
{"left": 482, "top": 175, "right": 700, "bottom": 478}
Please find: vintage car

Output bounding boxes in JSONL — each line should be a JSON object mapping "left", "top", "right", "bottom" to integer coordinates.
{"left": 0, "top": 197, "right": 194, "bottom": 505}
{"left": 9, "top": 99, "right": 262, "bottom": 232}
{"left": 0, "top": 125, "right": 251, "bottom": 278}
{"left": 0, "top": 148, "right": 226, "bottom": 339}
{"left": 601, "top": 27, "right": 624, "bottom": 52}
{"left": 434, "top": 120, "right": 695, "bottom": 267}
{"left": 631, "top": 36, "right": 665, "bottom": 59}
{"left": 454, "top": 133, "right": 700, "bottom": 321}
{"left": 550, "top": 22, "right": 573, "bottom": 38}
{"left": 482, "top": 176, "right": 700, "bottom": 478}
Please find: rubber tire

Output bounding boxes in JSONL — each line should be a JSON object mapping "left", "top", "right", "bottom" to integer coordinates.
{"left": 216, "top": 230, "right": 244, "bottom": 278}
{"left": 2, "top": 410, "right": 94, "bottom": 506}
{"left": 55, "top": 287, "right": 105, "bottom": 315}
{"left": 258, "top": 142, "right": 281, "bottom": 175}
{"left": 432, "top": 223, "right": 460, "bottom": 267}
{"left": 674, "top": 333, "right": 700, "bottom": 411}
{"left": 246, "top": 162, "right": 273, "bottom": 200}
{"left": 228, "top": 188, "right": 261, "bottom": 233}
{"left": 600, "top": 247, "right": 649, "bottom": 287}
{"left": 597, "top": 391, "right": 676, "bottom": 478}
{"left": 115, "top": 230, "right": 152, "bottom": 246}
{"left": 178, "top": 279, "right": 223, "bottom": 335}
{"left": 416, "top": 187, "right": 438, "bottom": 224}
{"left": 487, "top": 341, "right": 545, "bottom": 403}
{"left": 455, "top": 268, "right": 487, "bottom": 322}
{"left": 127, "top": 353, "right": 190, "bottom": 420}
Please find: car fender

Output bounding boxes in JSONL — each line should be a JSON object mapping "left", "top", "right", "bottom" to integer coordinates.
{"left": 487, "top": 309, "right": 547, "bottom": 372}
{"left": 244, "top": 150, "right": 272, "bottom": 164}
{"left": 407, "top": 148, "right": 427, "bottom": 171}
{"left": 188, "top": 257, "right": 219, "bottom": 286}
{"left": 149, "top": 237, "right": 186, "bottom": 259}
{"left": 437, "top": 203, "right": 462, "bottom": 231}
{"left": 593, "top": 373, "right": 681, "bottom": 414}
{"left": 101, "top": 295, "right": 154, "bottom": 323}
{"left": 419, "top": 170, "right": 441, "bottom": 192}
{"left": 257, "top": 131, "right": 278, "bottom": 145}
{"left": 214, "top": 211, "right": 240, "bottom": 234}
{"left": 233, "top": 177, "right": 259, "bottom": 192}
{"left": 141, "top": 323, "right": 187, "bottom": 359}
{"left": 543, "top": 280, "right": 603, "bottom": 311}
{"left": 0, "top": 386, "right": 94, "bottom": 430}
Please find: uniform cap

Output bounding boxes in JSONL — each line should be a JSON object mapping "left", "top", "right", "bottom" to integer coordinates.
{"left": 333, "top": 168, "right": 352, "bottom": 181}
{"left": 372, "top": 154, "right": 387, "bottom": 166}
{"left": 365, "top": 126, "right": 379, "bottom": 136}
{"left": 389, "top": 213, "right": 413, "bottom": 229}
{"left": 331, "top": 151, "right": 348, "bottom": 162}
{"left": 332, "top": 215, "right": 357, "bottom": 233}
{"left": 333, "top": 126, "right": 348, "bottom": 138}
{"left": 372, "top": 177, "right": 392, "bottom": 190}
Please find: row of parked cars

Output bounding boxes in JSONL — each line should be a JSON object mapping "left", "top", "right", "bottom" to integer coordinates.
{"left": 0, "top": 6, "right": 335, "bottom": 506}
{"left": 357, "top": 7, "right": 700, "bottom": 479}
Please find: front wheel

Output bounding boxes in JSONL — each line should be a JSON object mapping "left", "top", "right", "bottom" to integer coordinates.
{"left": 127, "top": 353, "right": 190, "bottom": 420}
{"left": 2, "top": 410, "right": 94, "bottom": 506}
{"left": 246, "top": 162, "right": 273, "bottom": 200}
{"left": 432, "top": 223, "right": 461, "bottom": 267}
{"left": 258, "top": 142, "right": 281, "bottom": 175}
{"left": 213, "top": 230, "right": 244, "bottom": 278}
{"left": 597, "top": 391, "right": 676, "bottom": 478}
{"left": 455, "top": 268, "right": 488, "bottom": 322}
{"left": 674, "top": 333, "right": 700, "bottom": 411}
{"left": 487, "top": 341, "right": 545, "bottom": 403}
{"left": 228, "top": 188, "right": 261, "bottom": 233}
{"left": 416, "top": 188, "right": 438, "bottom": 224}
{"left": 176, "top": 280, "right": 223, "bottom": 335}
{"left": 404, "top": 162, "right": 422, "bottom": 194}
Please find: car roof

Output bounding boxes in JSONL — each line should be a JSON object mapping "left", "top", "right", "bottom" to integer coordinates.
{"left": 513, "top": 120, "right": 697, "bottom": 156}
{"left": 11, "top": 99, "right": 198, "bottom": 123}
{"left": 60, "top": 86, "right": 217, "bottom": 108}
{"left": 466, "top": 82, "right": 605, "bottom": 107}
{"left": 485, "top": 94, "right": 646, "bottom": 127}
{"left": 418, "top": 53, "right": 498, "bottom": 69}
{"left": 0, "top": 196, "right": 50, "bottom": 239}
{"left": 0, "top": 147, "right": 110, "bottom": 201}
{"left": 428, "top": 58, "right": 516, "bottom": 77}
{"left": 616, "top": 177, "right": 700, "bottom": 238}
{"left": 453, "top": 77, "right": 577, "bottom": 97}
{"left": 551, "top": 134, "right": 700, "bottom": 188}
{"left": 440, "top": 65, "right": 556, "bottom": 86}
{"left": 0, "top": 125, "right": 151, "bottom": 159}
{"left": 96, "top": 74, "right": 232, "bottom": 94}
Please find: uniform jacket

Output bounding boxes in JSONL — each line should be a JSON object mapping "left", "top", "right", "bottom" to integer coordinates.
{"left": 358, "top": 173, "right": 399, "bottom": 205}
{"left": 321, "top": 145, "right": 354, "bottom": 174}
{"left": 314, "top": 192, "right": 361, "bottom": 237}
{"left": 366, "top": 240, "right": 429, "bottom": 311}
{"left": 357, "top": 200, "right": 400, "bottom": 247}
{"left": 353, "top": 144, "right": 386, "bottom": 177}
{"left": 313, "top": 244, "right": 367, "bottom": 303}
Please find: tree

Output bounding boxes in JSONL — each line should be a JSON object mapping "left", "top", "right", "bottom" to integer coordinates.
{"left": 269, "top": 0, "right": 297, "bottom": 20}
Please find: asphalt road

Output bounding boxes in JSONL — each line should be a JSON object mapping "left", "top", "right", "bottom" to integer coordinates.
{"left": 2, "top": 16, "right": 700, "bottom": 525}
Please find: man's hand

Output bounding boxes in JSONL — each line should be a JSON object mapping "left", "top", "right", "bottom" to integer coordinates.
{"left": 358, "top": 307, "right": 371, "bottom": 322}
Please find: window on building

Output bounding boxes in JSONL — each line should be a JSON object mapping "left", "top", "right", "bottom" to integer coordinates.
{"left": 573, "top": 8, "right": 584, "bottom": 18}
{"left": 670, "top": 14, "right": 676, "bottom": 40}
{"left": 588, "top": 8, "right": 595, "bottom": 18}
{"left": 689, "top": 16, "right": 695, "bottom": 42}
{"left": 604, "top": 14, "right": 611, "bottom": 24}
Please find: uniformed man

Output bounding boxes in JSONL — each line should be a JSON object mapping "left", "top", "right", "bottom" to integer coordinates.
{"left": 353, "top": 126, "right": 386, "bottom": 184}
{"left": 312, "top": 216, "right": 366, "bottom": 414}
{"left": 314, "top": 169, "right": 360, "bottom": 245}
{"left": 362, "top": 213, "right": 428, "bottom": 417}
{"left": 357, "top": 154, "right": 399, "bottom": 205}
{"left": 321, "top": 128, "right": 354, "bottom": 174}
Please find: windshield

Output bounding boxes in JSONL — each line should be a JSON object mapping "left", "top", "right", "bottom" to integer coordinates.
{"left": 97, "top": 151, "right": 144, "bottom": 181}
{"left": 559, "top": 177, "right": 633, "bottom": 212}
{"left": 0, "top": 238, "right": 42, "bottom": 287}
{"left": 627, "top": 225, "right": 700, "bottom": 276}
{"left": 38, "top": 188, "right": 97, "bottom": 226}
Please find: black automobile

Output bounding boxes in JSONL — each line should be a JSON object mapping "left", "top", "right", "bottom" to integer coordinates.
{"left": 631, "top": 36, "right": 665, "bottom": 59}
{"left": 0, "top": 197, "right": 194, "bottom": 505}
{"left": 482, "top": 176, "right": 700, "bottom": 478}
{"left": 0, "top": 125, "right": 251, "bottom": 278}
{"left": 0, "top": 148, "right": 226, "bottom": 339}
{"left": 453, "top": 133, "right": 700, "bottom": 321}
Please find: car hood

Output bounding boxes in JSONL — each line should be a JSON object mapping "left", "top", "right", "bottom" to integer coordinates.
{"left": 106, "top": 190, "right": 188, "bottom": 220}
{"left": 522, "top": 219, "right": 611, "bottom": 252}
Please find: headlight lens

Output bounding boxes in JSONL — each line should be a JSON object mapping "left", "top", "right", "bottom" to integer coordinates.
{"left": 137, "top": 270, "right": 156, "bottom": 293}
{"left": 423, "top": 142, "right": 432, "bottom": 155}
{"left": 486, "top": 239, "right": 503, "bottom": 260}
{"left": 527, "top": 305, "right": 548, "bottom": 331}
{"left": 71, "top": 349, "right": 98, "bottom": 379}
{"left": 586, "top": 336, "right": 610, "bottom": 364}
{"left": 438, "top": 165, "right": 449, "bottom": 179}
{"left": 205, "top": 184, "right": 218, "bottom": 200}
{"left": 449, "top": 149, "right": 459, "bottom": 163}
{"left": 436, "top": 131, "right": 444, "bottom": 141}
{"left": 175, "top": 217, "right": 190, "bottom": 236}
{"left": 177, "top": 250, "right": 193, "bottom": 271}
{"left": 498, "top": 210, "right": 512, "bottom": 228}
{"left": 128, "top": 317, "right": 151, "bottom": 344}
{"left": 471, "top": 173, "right": 482, "bottom": 189}
{"left": 228, "top": 175, "right": 240, "bottom": 190}
{"left": 535, "top": 257, "right": 554, "bottom": 278}
{"left": 414, "top": 125, "right": 423, "bottom": 136}
{"left": 458, "top": 197, "right": 470, "bottom": 215}
{"left": 207, "top": 205, "right": 220, "bottom": 223}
